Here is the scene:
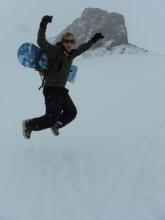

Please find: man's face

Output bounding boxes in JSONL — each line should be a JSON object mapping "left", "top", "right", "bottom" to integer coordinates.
{"left": 62, "top": 37, "right": 75, "bottom": 53}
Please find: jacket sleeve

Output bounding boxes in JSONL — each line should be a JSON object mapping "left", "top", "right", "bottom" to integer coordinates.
{"left": 71, "top": 40, "right": 94, "bottom": 58}
{"left": 37, "top": 28, "right": 58, "bottom": 55}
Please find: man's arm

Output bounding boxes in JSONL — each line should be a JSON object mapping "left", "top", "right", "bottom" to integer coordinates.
{"left": 37, "top": 15, "right": 54, "bottom": 52}
{"left": 72, "top": 33, "right": 104, "bottom": 58}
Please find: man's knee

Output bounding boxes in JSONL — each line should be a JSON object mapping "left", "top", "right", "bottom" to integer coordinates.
{"left": 71, "top": 107, "right": 77, "bottom": 120}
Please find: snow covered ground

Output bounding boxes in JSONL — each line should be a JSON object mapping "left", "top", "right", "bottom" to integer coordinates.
{"left": 0, "top": 49, "right": 165, "bottom": 220}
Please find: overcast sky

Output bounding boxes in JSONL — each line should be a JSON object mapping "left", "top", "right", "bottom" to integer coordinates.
{"left": 1, "top": 0, "right": 165, "bottom": 67}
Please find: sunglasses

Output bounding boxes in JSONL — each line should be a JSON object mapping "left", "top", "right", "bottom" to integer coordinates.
{"left": 63, "top": 39, "right": 75, "bottom": 44}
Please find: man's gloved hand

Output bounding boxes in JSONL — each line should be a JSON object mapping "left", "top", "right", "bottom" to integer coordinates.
{"left": 40, "top": 15, "right": 53, "bottom": 30}
{"left": 91, "top": 33, "right": 104, "bottom": 43}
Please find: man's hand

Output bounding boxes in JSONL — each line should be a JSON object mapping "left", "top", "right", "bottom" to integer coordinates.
{"left": 40, "top": 15, "right": 53, "bottom": 30}
{"left": 91, "top": 33, "right": 104, "bottom": 43}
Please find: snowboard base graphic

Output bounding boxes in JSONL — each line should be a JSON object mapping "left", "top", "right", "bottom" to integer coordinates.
{"left": 17, "top": 43, "right": 78, "bottom": 83}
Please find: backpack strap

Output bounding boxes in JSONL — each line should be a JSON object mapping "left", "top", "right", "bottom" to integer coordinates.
{"left": 38, "top": 72, "right": 46, "bottom": 90}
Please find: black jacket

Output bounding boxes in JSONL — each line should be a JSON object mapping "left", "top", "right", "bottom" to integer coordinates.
{"left": 37, "top": 28, "right": 95, "bottom": 87}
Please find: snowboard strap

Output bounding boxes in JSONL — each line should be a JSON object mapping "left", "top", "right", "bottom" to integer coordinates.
{"left": 34, "top": 50, "right": 47, "bottom": 90}
{"left": 38, "top": 73, "right": 45, "bottom": 90}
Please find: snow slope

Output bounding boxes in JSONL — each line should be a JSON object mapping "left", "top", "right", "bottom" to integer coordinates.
{"left": 0, "top": 50, "right": 165, "bottom": 220}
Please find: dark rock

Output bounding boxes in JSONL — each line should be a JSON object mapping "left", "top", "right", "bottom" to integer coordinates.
{"left": 55, "top": 8, "right": 128, "bottom": 50}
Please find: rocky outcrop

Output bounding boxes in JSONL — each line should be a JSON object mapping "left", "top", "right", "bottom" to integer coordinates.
{"left": 55, "top": 8, "right": 128, "bottom": 50}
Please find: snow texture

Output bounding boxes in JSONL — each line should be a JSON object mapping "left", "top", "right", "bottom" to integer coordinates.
{"left": 1, "top": 47, "right": 165, "bottom": 220}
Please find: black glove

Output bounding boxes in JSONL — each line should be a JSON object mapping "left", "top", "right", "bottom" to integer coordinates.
{"left": 40, "top": 15, "right": 53, "bottom": 30}
{"left": 91, "top": 33, "right": 104, "bottom": 43}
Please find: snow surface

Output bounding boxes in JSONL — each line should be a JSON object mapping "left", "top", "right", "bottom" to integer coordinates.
{"left": 1, "top": 49, "right": 165, "bottom": 220}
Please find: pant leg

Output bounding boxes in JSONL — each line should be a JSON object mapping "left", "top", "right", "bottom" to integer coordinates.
{"left": 28, "top": 86, "right": 64, "bottom": 131}
{"left": 59, "top": 93, "right": 77, "bottom": 128}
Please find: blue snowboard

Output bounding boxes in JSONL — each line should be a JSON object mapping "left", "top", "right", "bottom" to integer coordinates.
{"left": 17, "top": 43, "right": 78, "bottom": 83}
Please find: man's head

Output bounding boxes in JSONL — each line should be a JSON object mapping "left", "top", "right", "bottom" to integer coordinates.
{"left": 60, "top": 32, "right": 76, "bottom": 53}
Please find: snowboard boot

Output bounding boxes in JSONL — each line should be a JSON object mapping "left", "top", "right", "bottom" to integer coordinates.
{"left": 22, "top": 120, "right": 32, "bottom": 139}
{"left": 51, "top": 121, "right": 63, "bottom": 136}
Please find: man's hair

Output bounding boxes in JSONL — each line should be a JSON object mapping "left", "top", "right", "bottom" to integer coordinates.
{"left": 60, "top": 32, "right": 76, "bottom": 43}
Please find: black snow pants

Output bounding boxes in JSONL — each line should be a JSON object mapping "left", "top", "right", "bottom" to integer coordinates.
{"left": 28, "top": 86, "right": 77, "bottom": 131}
